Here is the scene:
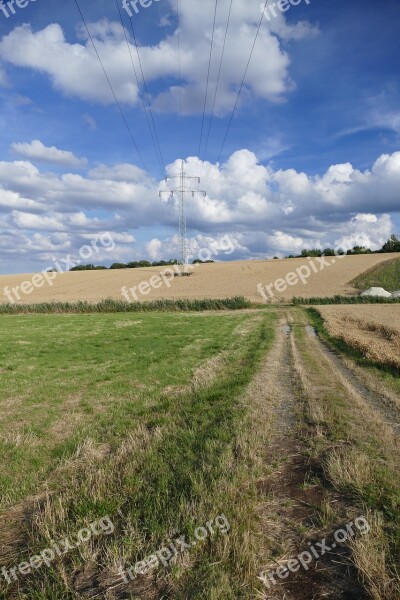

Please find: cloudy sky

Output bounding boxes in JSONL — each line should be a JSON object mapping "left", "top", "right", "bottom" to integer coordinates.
{"left": 0, "top": 0, "right": 399, "bottom": 273}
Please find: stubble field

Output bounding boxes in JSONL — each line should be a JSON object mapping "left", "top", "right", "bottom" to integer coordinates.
{"left": 0, "top": 253, "right": 398, "bottom": 305}
{"left": 315, "top": 305, "right": 400, "bottom": 369}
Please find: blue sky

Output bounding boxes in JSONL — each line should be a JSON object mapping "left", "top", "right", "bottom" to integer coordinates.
{"left": 0, "top": 0, "right": 399, "bottom": 273}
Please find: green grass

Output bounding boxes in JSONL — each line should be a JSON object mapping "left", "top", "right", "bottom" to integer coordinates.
{"left": 0, "top": 297, "right": 251, "bottom": 314}
{"left": 351, "top": 257, "right": 400, "bottom": 292}
{"left": 0, "top": 309, "right": 278, "bottom": 599}
{"left": 0, "top": 311, "right": 257, "bottom": 507}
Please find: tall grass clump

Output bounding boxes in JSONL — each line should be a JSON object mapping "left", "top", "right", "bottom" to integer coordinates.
{"left": 0, "top": 297, "right": 251, "bottom": 314}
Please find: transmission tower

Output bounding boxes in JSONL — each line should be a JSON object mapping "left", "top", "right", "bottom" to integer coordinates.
{"left": 160, "top": 160, "right": 206, "bottom": 267}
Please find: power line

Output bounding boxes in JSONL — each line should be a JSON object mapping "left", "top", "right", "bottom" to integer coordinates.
{"left": 128, "top": 18, "right": 166, "bottom": 174}
{"left": 73, "top": 0, "right": 147, "bottom": 172}
{"left": 214, "top": 0, "right": 271, "bottom": 168}
{"left": 177, "top": 0, "right": 183, "bottom": 159}
{"left": 114, "top": 0, "right": 164, "bottom": 176}
{"left": 202, "top": 0, "right": 233, "bottom": 166}
{"left": 198, "top": 0, "right": 219, "bottom": 159}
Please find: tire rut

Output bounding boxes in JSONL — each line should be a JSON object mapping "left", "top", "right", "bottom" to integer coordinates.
{"left": 305, "top": 325, "right": 400, "bottom": 436}
{"left": 257, "top": 318, "right": 368, "bottom": 600}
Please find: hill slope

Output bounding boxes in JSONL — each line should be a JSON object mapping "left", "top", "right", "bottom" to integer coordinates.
{"left": 0, "top": 254, "right": 398, "bottom": 305}
{"left": 351, "top": 257, "right": 400, "bottom": 292}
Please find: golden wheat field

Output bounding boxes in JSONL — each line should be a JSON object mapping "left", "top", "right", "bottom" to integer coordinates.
{"left": 0, "top": 254, "right": 398, "bottom": 305}
{"left": 316, "top": 305, "right": 400, "bottom": 369}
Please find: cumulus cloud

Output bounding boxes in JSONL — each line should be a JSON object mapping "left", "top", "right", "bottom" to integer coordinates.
{"left": 147, "top": 238, "right": 163, "bottom": 260}
{"left": 0, "top": 0, "right": 317, "bottom": 115}
{"left": 11, "top": 140, "right": 88, "bottom": 168}
{"left": 333, "top": 213, "right": 393, "bottom": 252}
{"left": 0, "top": 148, "right": 399, "bottom": 269}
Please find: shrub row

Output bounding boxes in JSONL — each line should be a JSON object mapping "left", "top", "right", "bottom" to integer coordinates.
{"left": 0, "top": 297, "right": 251, "bottom": 314}
{"left": 293, "top": 295, "right": 400, "bottom": 305}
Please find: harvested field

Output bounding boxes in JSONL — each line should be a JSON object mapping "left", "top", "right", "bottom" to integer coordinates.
{"left": 0, "top": 253, "right": 398, "bottom": 305}
{"left": 315, "top": 305, "right": 400, "bottom": 369}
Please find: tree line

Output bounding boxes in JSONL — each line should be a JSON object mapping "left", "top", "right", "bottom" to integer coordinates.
{"left": 70, "top": 258, "right": 214, "bottom": 271}
{"left": 69, "top": 235, "right": 400, "bottom": 271}
{"left": 281, "top": 234, "right": 400, "bottom": 259}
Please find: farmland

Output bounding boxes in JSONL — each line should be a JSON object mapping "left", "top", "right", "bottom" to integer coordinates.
{"left": 0, "top": 304, "right": 399, "bottom": 599}
{"left": 1, "top": 0, "right": 399, "bottom": 598}
{"left": 313, "top": 305, "right": 400, "bottom": 370}
{"left": 0, "top": 253, "right": 399, "bottom": 305}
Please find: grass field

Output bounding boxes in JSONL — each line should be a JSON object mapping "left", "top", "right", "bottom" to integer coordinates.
{"left": 0, "top": 254, "right": 399, "bottom": 305}
{"left": 0, "top": 311, "right": 263, "bottom": 508}
{"left": 0, "top": 305, "right": 399, "bottom": 599}
{"left": 0, "top": 309, "right": 279, "bottom": 599}
{"left": 352, "top": 257, "right": 400, "bottom": 292}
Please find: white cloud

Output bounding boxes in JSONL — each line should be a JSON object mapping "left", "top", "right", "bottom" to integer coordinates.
{"left": 11, "top": 140, "right": 88, "bottom": 167}
{"left": 0, "top": 148, "right": 399, "bottom": 270}
{"left": 147, "top": 238, "right": 163, "bottom": 260}
{"left": 0, "top": 0, "right": 317, "bottom": 115}
{"left": 334, "top": 214, "right": 393, "bottom": 252}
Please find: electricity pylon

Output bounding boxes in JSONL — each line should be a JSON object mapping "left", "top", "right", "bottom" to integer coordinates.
{"left": 159, "top": 160, "right": 206, "bottom": 267}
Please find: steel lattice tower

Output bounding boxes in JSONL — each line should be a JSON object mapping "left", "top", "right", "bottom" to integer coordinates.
{"left": 160, "top": 160, "right": 206, "bottom": 266}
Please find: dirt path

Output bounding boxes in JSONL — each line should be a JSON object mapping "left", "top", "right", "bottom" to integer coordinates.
{"left": 256, "top": 315, "right": 369, "bottom": 599}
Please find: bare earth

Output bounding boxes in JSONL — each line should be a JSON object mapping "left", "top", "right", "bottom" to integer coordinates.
{"left": 316, "top": 305, "right": 400, "bottom": 369}
{"left": 0, "top": 254, "right": 398, "bottom": 305}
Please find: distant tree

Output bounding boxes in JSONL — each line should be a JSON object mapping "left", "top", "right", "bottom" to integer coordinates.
{"left": 381, "top": 234, "right": 400, "bottom": 253}
{"left": 70, "top": 264, "right": 98, "bottom": 271}
{"left": 346, "top": 246, "right": 372, "bottom": 255}
{"left": 300, "top": 249, "right": 322, "bottom": 258}
{"left": 110, "top": 263, "right": 128, "bottom": 269}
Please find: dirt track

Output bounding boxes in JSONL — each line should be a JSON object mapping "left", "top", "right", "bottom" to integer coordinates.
{"left": 255, "top": 309, "right": 399, "bottom": 598}
{"left": 0, "top": 253, "right": 398, "bottom": 305}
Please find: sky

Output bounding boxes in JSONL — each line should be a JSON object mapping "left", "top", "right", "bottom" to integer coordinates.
{"left": 0, "top": 0, "right": 399, "bottom": 273}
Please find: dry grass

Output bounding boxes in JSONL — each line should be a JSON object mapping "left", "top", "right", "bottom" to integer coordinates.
{"left": 316, "top": 305, "right": 400, "bottom": 369}
{"left": 291, "top": 312, "right": 400, "bottom": 600}
{"left": 0, "top": 254, "right": 398, "bottom": 305}
{"left": 350, "top": 510, "right": 399, "bottom": 600}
